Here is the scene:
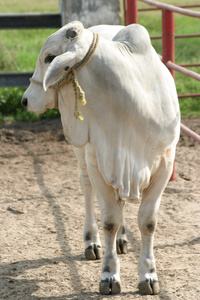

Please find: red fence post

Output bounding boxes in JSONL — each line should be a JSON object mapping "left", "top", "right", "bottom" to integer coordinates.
{"left": 162, "top": 10, "right": 175, "bottom": 78}
{"left": 162, "top": 10, "right": 176, "bottom": 181}
{"left": 124, "top": 0, "right": 138, "bottom": 25}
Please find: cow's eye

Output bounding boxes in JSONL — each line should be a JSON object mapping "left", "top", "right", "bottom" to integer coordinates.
{"left": 44, "top": 55, "right": 56, "bottom": 64}
{"left": 66, "top": 29, "right": 77, "bottom": 39}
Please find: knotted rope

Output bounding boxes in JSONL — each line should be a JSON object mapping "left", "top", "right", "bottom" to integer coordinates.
{"left": 30, "top": 32, "right": 99, "bottom": 121}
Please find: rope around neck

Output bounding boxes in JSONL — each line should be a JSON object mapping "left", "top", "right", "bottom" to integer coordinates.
{"left": 30, "top": 32, "right": 99, "bottom": 121}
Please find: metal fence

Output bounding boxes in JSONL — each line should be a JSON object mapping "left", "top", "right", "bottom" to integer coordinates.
{"left": 0, "top": 12, "right": 61, "bottom": 87}
{"left": 124, "top": 0, "right": 200, "bottom": 143}
{"left": 1, "top": 1, "right": 200, "bottom": 143}
{"left": 0, "top": 0, "right": 121, "bottom": 88}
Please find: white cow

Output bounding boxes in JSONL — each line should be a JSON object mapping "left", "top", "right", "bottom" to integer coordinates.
{"left": 22, "top": 21, "right": 180, "bottom": 295}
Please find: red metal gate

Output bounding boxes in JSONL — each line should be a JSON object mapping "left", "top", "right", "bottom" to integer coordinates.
{"left": 123, "top": 0, "right": 200, "bottom": 144}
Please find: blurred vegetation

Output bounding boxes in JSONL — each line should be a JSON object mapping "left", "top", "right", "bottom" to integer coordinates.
{"left": 0, "top": 88, "right": 60, "bottom": 122}
{"left": 0, "top": 0, "right": 59, "bottom": 122}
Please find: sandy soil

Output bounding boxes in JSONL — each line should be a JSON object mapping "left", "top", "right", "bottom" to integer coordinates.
{"left": 0, "top": 118, "right": 199, "bottom": 300}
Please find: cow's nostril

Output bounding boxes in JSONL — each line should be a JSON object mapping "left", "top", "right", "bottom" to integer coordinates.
{"left": 21, "top": 97, "right": 28, "bottom": 108}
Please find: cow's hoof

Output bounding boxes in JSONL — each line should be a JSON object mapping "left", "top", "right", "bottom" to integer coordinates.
{"left": 116, "top": 238, "right": 128, "bottom": 254}
{"left": 139, "top": 279, "right": 160, "bottom": 295}
{"left": 85, "top": 244, "right": 103, "bottom": 260}
{"left": 99, "top": 278, "right": 121, "bottom": 295}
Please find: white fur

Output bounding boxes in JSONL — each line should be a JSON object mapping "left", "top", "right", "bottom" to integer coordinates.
{"left": 22, "top": 21, "right": 180, "bottom": 295}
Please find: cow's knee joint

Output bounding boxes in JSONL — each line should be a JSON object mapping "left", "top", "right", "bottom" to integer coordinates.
{"left": 140, "top": 221, "right": 156, "bottom": 235}
{"left": 104, "top": 221, "right": 118, "bottom": 235}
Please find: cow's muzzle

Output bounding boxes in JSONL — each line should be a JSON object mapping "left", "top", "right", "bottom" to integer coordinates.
{"left": 21, "top": 97, "right": 28, "bottom": 108}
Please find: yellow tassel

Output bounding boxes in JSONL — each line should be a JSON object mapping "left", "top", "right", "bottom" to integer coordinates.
{"left": 74, "top": 111, "right": 84, "bottom": 121}
{"left": 70, "top": 69, "right": 86, "bottom": 121}
{"left": 59, "top": 34, "right": 99, "bottom": 122}
{"left": 79, "top": 91, "right": 86, "bottom": 105}
{"left": 77, "top": 114, "right": 84, "bottom": 121}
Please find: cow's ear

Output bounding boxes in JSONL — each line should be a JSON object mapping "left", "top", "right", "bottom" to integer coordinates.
{"left": 43, "top": 51, "right": 76, "bottom": 91}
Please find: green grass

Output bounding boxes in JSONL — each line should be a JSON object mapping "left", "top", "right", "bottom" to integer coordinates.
{"left": 0, "top": 29, "right": 57, "bottom": 72}
{"left": 0, "top": 88, "right": 60, "bottom": 122}
{"left": 0, "top": 0, "right": 199, "bottom": 122}
{"left": 137, "top": 0, "right": 200, "bottom": 117}
{"left": 0, "top": 0, "right": 58, "bottom": 13}
{"left": 0, "top": 0, "right": 59, "bottom": 122}
{"left": 0, "top": 27, "right": 60, "bottom": 123}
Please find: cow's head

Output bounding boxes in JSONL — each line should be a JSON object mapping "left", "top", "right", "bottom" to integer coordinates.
{"left": 21, "top": 21, "right": 91, "bottom": 113}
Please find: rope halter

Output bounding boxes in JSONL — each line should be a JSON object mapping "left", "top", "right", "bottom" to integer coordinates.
{"left": 30, "top": 32, "right": 99, "bottom": 121}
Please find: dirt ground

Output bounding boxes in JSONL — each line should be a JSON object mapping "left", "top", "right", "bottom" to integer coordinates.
{"left": 0, "top": 117, "right": 199, "bottom": 300}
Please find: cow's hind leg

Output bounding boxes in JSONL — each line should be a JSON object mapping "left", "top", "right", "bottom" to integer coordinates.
{"left": 117, "top": 206, "right": 128, "bottom": 254}
{"left": 86, "top": 146, "right": 122, "bottom": 295}
{"left": 138, "top": 149, "right": 174, "bottom": 295}
{"left": 73, "top": 147, "right": 102, "bottom": 260}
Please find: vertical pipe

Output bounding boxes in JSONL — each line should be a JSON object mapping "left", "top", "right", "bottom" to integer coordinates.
{"left": 123, "top": 0, "right": 127, "bottom": 24}
{"left": 162, "top": 10, "right": 175, "bottom": 78}
{"left": 162, "top": 10, "right": 176, "bottom": 181}
{"left": 124, "top": 0, "right": 138, "bottom": 25}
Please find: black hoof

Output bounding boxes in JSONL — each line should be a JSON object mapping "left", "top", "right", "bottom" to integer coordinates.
{"left": 116, "top": 238, "right": 128, "bottom": 254}
{"left": 99, "top": 278, "right": 121, "bottom": 295}
{"left": 85, "top": 244, "right": 103, "bottom": 260}
{"left": 139, "top": 279, "right": 160, "bottom": 295}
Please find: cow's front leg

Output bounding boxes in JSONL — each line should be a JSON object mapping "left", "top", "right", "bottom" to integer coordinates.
{"left": 138, "top": 151, "right": 174, "bottom": 295}
{"left": 86, "top": 146, "right": 122, "bottom": 295}
{"left": 138, "top": 192, "right": 161, "bottom": 295}
{"left": 137, "top": 227, "right": 160, "bottom": 295}
{"left": 73, "top": 147, "right": 102, "bottom": 260}
{"left": 99, "top": 198, "right": 123, "bottom": 295}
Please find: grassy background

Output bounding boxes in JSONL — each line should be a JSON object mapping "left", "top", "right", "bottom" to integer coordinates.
{"left": 0, "top": 0, "right": 199, "bottom": 122}
{"left": 0, "top": 0, "right": 59, "bottom": 122}
{"left": 137, "top": 0, "right": 200, "bottom": 117}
